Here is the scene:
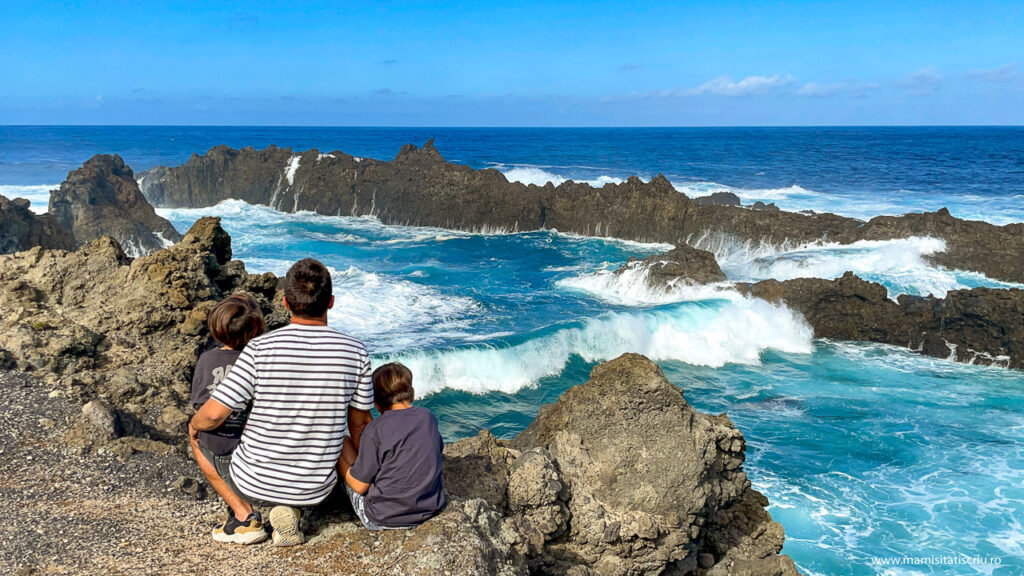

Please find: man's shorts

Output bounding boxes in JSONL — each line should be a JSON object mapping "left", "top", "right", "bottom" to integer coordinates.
{"left": 197, "top": 442, "right": 281, "bottom": 509}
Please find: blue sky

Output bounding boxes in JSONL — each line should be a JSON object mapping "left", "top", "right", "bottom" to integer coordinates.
{"left": 1, "top": 0, "right": 1022, "bottom": 126}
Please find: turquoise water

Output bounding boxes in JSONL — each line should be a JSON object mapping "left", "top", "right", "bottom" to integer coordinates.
{"left": 158, "top": 202, "right": 1024, "bottom": 575}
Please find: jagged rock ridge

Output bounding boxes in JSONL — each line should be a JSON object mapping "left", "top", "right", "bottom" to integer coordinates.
{"left": 138, "top": 141, "right": 1024, "bottom": 283}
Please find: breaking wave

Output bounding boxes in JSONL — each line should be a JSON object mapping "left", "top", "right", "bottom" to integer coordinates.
{"left": 390, "top": 295, "right": 813, "bottom": 395}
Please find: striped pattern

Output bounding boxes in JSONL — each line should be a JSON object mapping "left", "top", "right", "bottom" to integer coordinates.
{"left": 211, "top": 324, "right": 373, "bottom": 506}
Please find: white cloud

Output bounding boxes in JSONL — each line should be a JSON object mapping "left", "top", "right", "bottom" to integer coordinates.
{"left": 797, "top": 80, "right": 878, "bottom": 98}
{"left": 901, "top": 66, "right": 942, "bottom": 95}
{"left": 681, "top": 74, "right": 794, "bottom": 97}
{"left": 966, "top": 62, "right": 1019, "bottom": 83}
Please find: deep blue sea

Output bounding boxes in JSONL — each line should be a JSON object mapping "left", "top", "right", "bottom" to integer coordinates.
{"left": 2, "top": 126, "right": 1023, "bottom": 575}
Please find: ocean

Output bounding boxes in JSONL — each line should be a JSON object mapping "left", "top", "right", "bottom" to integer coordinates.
{"left": 2, "top": 126, "right": 1023, "bottom": 575}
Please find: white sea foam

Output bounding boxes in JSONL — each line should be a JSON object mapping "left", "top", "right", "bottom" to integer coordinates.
{"left": 284, "top": 155, "right": 301, "bottom": 186}
{"left": 550, "top": 230, "right": 674, "bottom": 251}
{"left": 673, "top": 181, "right": 815, "bottom": 203}
{"left": 0, "top": 184, "right": 56, "bottom": 214}
{"left": 501, "top": 166, "right": 624, "bottom": 188}
{"left": 152, "top": 231, "right": 176, "bottom": 249}
{"left": 240, "top": 257, "right": 482, "bottom": 352}
{"left": 391, "top": 295, "right": 813, "bottom": 395}
{"left": 560, "top": 233, "right": 1018, "bottom": 303}
{"left": 557, "top": 264, "right": 736, "bottom": 306}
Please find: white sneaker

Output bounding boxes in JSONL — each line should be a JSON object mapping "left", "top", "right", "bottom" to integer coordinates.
{"left": 269, "top": 506, "right": 304, "bottom": 547}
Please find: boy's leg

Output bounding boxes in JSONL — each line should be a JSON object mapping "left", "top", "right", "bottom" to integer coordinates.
{"left": 189, "top": 435, "right": 253, "bottom": 521}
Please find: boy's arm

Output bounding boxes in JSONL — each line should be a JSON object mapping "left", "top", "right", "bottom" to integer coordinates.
{"left": 343, "top": 427, "right": 378, "bottom": 495}
{"left": 338, "top": 448, "right": 371, "bottom": 494}
{"left": 344, "top": 469, "right": 371, "bottom": 495}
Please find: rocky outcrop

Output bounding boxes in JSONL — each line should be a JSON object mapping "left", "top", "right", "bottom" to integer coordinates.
{"left": 49, "top": 154, "right": 183, "bottom": 256}
{"left": 615, "top": 244, "right": 727, "bottom": 288}
{"left": 0, "top": 193, "right": 76, "bottom": 254}
{"left": 138, "top": 142, "right": 1024, "bottom": 283}
{"left": 739, "top": 272, "right": 1024, "bottom": 368}
{"left": 0, "top": 217, "right": 284, "bottom": 444}
{"left": 436, "top": 354, "right": 799, "bottom": 575}
{"left": 693, "top": 192, "right": 742, "bottom": 207}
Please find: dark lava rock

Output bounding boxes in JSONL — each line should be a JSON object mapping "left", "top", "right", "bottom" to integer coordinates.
{"left": 739, "top": 271, "right": 1024, "bottom": 368}
{"left": 172, "top": 476, "right": 207, "bottom": 500}
{"left": 138, "top": 142, "right": 1024, "bottom": 284}
{"left": 49, "top": 154, "right": 183, "bottom": 256}
{"left": 694, "top": 192, "right": 742, "bottom": 207}
{"left": 616, "top": 244, "right": 727, "bottom": 287}
{"left": 0, "top": 194, "right": 76, "bottom": 255}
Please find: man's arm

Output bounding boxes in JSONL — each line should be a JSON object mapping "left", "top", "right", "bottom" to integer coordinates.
{"left": 348, "top": 407, "right": 372, "bottom": 451}
{"left": 188, "top": 399, "right": 233, "bottom": 442}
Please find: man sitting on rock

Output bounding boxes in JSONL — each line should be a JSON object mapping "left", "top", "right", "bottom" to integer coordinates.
{"left": 338, "top": 362, "right": 447, "bottom": 530}
{"left": 190, "top": 258, "right": 375, "bottom": 546}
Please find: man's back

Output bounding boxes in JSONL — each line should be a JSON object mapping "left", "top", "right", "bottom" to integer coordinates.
{"left": 212, "top": 323, "right": 374, "bottom": 506}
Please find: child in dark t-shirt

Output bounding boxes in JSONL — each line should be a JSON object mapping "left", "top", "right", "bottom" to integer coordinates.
{"left": 188, "top": 293, "right": 266, "bottom": 544}
{"left": 339, "top": 363, "right": 447, "bottom": 530}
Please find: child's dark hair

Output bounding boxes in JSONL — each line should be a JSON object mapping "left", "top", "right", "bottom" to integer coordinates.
{"left": 207, "top": 293, "right": 265, "bottom": 350}
{"left": 285, "top": 258, "right": 333, "bottom": 317}
{"left": 371, "top": 363, "right": 415, "bottom": 409}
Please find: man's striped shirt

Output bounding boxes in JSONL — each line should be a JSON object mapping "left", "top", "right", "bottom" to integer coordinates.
{"left": 211, "top": 323, "right": 374, "bottom": 506}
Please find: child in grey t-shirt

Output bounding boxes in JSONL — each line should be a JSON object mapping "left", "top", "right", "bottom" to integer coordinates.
{"left": 339, "top": 362, "right": 447, "bottom": 529}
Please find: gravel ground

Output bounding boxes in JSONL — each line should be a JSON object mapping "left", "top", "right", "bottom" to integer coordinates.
{"left": 0, "top": 370, "right": 372, "bottom": 576}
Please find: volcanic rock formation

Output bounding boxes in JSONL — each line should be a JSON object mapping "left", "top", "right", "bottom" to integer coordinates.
{"left": 739, "top": 272, "right": 1024, "bottom": 368}
{"left": 0, "top": 193, "right": 76, "bottom": 254}
{"left": 614, "top": 244, "right": 727, "bottom": 288}
{"left": 0, "top": 217, "right": 284, "bottom": 444}
{"left": 49, "top": 154, "right": 183, "bottom": 256}
{"left": 138, "top": 141, "right": 1024, "bottom": 283}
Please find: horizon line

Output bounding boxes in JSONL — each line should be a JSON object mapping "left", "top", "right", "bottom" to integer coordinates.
{"left": 3, "top": 124, "right": 1024, "bottom": 129}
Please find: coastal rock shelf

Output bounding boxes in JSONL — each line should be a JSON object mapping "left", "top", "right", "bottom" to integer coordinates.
{"left": 139, "top": 140, "right": 1024, "bottom": 284}
{"left": 738, "top": 272, "right": 1024, "bottom": 369}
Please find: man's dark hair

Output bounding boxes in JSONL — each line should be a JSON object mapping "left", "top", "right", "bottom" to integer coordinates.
{"left": 208, "top": 293, "right": 265, "bottom": 350}
{"left": 371, "top": 363, "right": 415, "bottom": 409}
{"left": 285, "top": 258, "right": 333, "bottom": 318}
